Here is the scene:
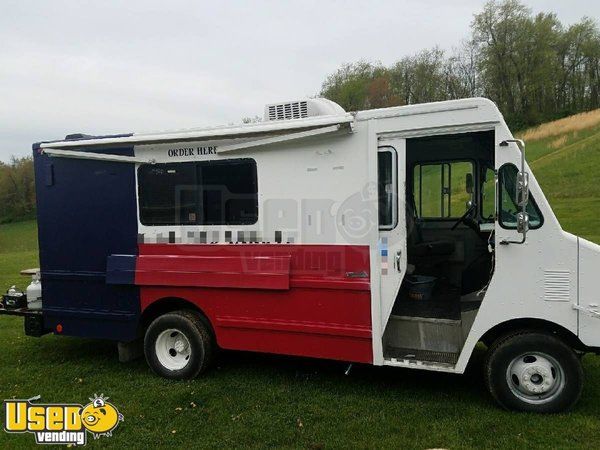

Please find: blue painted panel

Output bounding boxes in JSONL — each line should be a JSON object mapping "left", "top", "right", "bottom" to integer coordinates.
{"left": 33, "top": 143, "right": 140, "bottom": 341}
{"left": 106, "top": 254, "right": 136, "bottom": 285}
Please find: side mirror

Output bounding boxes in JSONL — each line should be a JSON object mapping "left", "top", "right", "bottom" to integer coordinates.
{"left": 516, "top": 171, "right": 529, "bottom": 207}
{"left": 499, "top": 139, "right": 531, "bottom": 245}
{"left": 517, "top": 211, "right": 529, "bottom": 235}
{"left": 465, "top": 173, "right": 474, "bottom": 194}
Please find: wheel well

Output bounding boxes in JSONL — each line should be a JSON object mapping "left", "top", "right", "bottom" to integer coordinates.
{"left": 480, "top": 318, "right": 586, "bottom": 352}
{"left": 141, "top": 297, "right": 215, "bottom": 340}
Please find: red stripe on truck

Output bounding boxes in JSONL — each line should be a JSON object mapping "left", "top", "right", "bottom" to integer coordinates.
{"left": 135, "top": 255, "right": 291, "bottom": 290}
{"left": 138, "top": 243, "right": 373, "bottom": 363}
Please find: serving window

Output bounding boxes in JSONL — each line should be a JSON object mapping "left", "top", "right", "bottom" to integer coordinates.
{"left": 138, "top": 159, "right": 258, "bottom": 226}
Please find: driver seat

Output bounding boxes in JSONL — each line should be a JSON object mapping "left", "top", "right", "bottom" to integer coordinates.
{"left": 406, "top": 199, "right": 455, "bottom": 260}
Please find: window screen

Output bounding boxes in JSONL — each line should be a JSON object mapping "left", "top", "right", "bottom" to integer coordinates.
{"left": 138, "top": 159, "right": 258, "bottom": 226}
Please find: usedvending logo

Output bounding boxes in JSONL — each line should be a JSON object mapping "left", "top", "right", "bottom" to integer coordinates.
{"left": 3, "top": 394, "right": 123, "bottom": 446}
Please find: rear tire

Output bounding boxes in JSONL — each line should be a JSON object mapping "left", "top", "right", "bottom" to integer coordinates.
{"left": 484, "top": 331, "right": 583, "bottom": 413}
{"left": 144, "top": 310, "right": 214, "bottom": 380}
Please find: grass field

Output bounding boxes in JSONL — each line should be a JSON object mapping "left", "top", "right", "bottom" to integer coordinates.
{"left": 1, "top": 112, "right": 600, "bottom": 448}
{"left": 523, "top": 109, "right": 600, "bottom": 243}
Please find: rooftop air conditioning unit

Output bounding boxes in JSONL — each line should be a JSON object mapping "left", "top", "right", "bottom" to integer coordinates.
{"left": 264, "top": 98, "right": 345, "bottom": 121}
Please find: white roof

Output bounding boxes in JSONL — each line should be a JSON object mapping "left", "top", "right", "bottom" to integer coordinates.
{"left": 355, "top": 97, "right": 498, "bottom": 121}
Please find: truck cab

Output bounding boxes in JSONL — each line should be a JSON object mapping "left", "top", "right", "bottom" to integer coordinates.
{"left": 370, "top": 99, "right": 599, "bottom": 412}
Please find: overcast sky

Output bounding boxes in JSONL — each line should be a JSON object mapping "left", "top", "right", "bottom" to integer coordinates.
{"left": 1, "top": 0, "right": 598, "bottom": 161}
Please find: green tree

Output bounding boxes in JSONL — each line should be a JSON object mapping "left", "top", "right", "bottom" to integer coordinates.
{"left": 320, "top": 0, "right": 600, "bottom": 129}
{"left": 0, "top": 156, "right": 36, "bottom": 223}
{"left": 320, "top": 61, "right": 395, "bottom": 111}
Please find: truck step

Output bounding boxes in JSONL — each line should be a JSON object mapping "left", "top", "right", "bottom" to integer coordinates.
{"left": 385, "top": 346, "right": 459, "bottom": 365}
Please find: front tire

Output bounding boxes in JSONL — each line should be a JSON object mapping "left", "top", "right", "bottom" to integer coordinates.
{"left": 484, "top": 331, "right": 583, "bottom": 413}
{"left": 144, "top": 310, "right": 214, "bottom": 380}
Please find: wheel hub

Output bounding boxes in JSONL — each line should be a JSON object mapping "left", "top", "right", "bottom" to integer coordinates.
{"left": 506, "top": 352, "right": 565, "bottom": 404}
{"left": 519, "top": 364, "right": 554, "bottom": 394}
{"left": 155, "top": 328, "right": 192, "bottom": 371}
{"left": 173, "top": 339, "right": 187, "bottom": 353}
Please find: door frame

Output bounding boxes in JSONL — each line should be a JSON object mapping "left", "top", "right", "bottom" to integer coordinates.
{"left": 377, "top": 139, "right": 407, "bottom": 335}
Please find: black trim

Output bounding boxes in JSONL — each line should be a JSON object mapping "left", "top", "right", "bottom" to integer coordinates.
{"left": 377, "top": 146, "right": 398, "bottom": 230}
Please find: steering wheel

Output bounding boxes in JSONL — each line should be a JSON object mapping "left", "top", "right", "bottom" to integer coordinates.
{"left": 451, "top": 202, "right": 477, "bottom": 231}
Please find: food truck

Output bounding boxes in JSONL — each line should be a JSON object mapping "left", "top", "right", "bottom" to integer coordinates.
{"left": 2, "top": 97, "right": 599, "bottom": 412}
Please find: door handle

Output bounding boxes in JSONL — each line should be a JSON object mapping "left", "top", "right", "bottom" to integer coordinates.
{"left": 572, "top": 303, "right": 600, "bottom": 319}
{"left": 395, "top": 250, "right": 402, "bottom": 272}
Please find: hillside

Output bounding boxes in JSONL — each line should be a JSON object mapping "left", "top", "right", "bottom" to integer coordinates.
{"left": 519, "top": 109, "right": 600, "bottom": 243}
